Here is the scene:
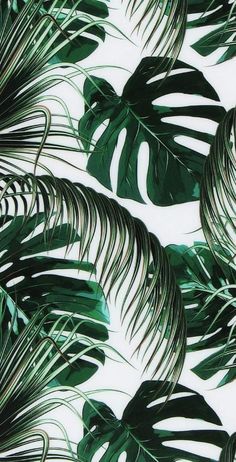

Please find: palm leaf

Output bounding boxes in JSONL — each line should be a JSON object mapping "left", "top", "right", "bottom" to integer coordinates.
{"left": 0, "top": 289, "right": 99, "bottom": 461}
{"left": 7, "top": 0, "right": 108, "bottom": 64}
{"left": 78, "top": 380, "right": 228, "bottom": 461}
{"left": 0, "top": 0, "right": 109, "bottom": 176}
{"left": 124, "top": 0, "right": 188, "bottom": 67}
{"left": 188, "top": 0, "right": 236, "bottom": 64}
{"left": 166, "top": 242, "right": 236, "bottom": 387}
{"left": 200, "top": 108, "right": 236, "bottom": 271}
{"left": 0, "top": 173, "right": 186, "bottom": 390}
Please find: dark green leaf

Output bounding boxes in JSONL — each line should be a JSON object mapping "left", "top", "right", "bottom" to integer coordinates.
{"left": 220, "top": 433, "right": 236, "bottom": 462}
{"left": 0, "top": 0, "right": 108, "bottom": 178}
{"left": 78, "top": 380, "right": 228, "bottom": 461}
{"left": 0, "top": 213, "right": 109, "bottom": 386}
{"left": 200, "top": 108, "right": 236, "bottom": 272}
{"left": 166, "top": 243, "right": 236, "bottom": 386}
{"left": 79, "top": 57, "right": 225, "bottom": 206}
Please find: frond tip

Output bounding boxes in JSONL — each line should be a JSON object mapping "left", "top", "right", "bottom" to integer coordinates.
{"left": 200, "top": 108, "right": 236, "bottom": 270}
{"left": 124, "top": 0, "right": 188, "bottom": 64}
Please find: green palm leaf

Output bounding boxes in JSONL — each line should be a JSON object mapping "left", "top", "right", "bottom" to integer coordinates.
{"left": 0, "top": 0, "right": 109, "bottom": 176}
{"left": 78, "top": 380, "right": 228, "bottom": 461}
{"left": 200, "top": 108, "right": 236, "bottom": 271}
{"left": 188, "top": 0, "right": 236, "bottom": 64}
{"left": 0, "top": 173, "right": 186, "bottom": 389}
{"left": 124, "top": 0, "right": 188, "bottom": 66}
{"left": 79, "top": 57, "right": 225, "bottom": 206}
{"left": 166, "top": 242, "right": 236, "bottom": 386}
{"left": 0, "top": 290, "right": 97, "bottom": 461}
{"left": 7, "top": 0, "right": 108, "bottom": 64}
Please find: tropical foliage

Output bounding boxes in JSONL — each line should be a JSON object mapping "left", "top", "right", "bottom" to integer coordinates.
{"left": 167, "top": 242, "right": 236, "bottom": 386}
{"left": 78, "top": 381, "right": 229, "bottom": 461}
{"left": 79, "top": 57, "right": 224, "bottom": 205}
{"left": 200, "top": 108, "right": 236, "bottom": 271}
{"left": 0, "top": 291, "right": 90, "bottom": 461}
{"left": 0, "top": 0, "right": 235, "bottom": 461}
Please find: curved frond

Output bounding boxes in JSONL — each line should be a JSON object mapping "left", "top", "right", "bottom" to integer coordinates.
{"left": 124, "top": 0, "right": 188, "bottom": 67}
{"left": 200, "top": 108, "right": 236, "bottom": 271}
{"left": 0, "top": 290, "right": 96, "bottom": 461}
{"left": 0, "top": 0, "right": 109, "bottom": 176}
{"left": 167, "top": 242, "right": 236, "bottom": 387}
{"left": 0, "top": 212, "right": 110, "bottom": 388}
{"left": 0, "top": 173, "right": 186, "bottom": 389}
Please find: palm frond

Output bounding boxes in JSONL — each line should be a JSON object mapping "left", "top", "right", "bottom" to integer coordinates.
{"left": 200, "top": 108, "right": 236, "bottom": 271}
{"left": 0, "top": 289, "right": 102, "bottom": 461}
{"left": 189, "top": 0, "right": 236, "bottom": 64}
{"left": 0, "top": 0, "right": 110, "bottom": 176}
{"left": 0, "top": 173, "right": 186, "bottom": 390}
{"left": 124, "top": 0, "right": 188, "bottom": 67}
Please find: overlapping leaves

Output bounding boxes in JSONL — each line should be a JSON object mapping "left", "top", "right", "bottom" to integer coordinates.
{"left": 0, "top": 290, "right": 92, "bottom": 461}
{"left": 123, "top": 1, "right": 236, "bottom": 64}
{"left": 78, "top": 380, "right": 228, "bottom": 461}
{"left": 166, "top": 243, "right": 236, "bottom": 386}
{"left": 6, "top": 0, "right": 109, "bottom": 64}
{"left": 188, "top": 0, "right": 236, "bottom": 63}
{"left": 0, "top": 0, "right": 109, "bottom": 177}
{"left": 0, "top": 173, "right": 186, "bottom": 388}
{"left": 200, "top": 108, "right": 236, "bottom": 271}
{"left": 79, "top": 57, "right": 225, "bottom": 206}
{"left": 0, "top": 213, "right": 110, "bottom": 387}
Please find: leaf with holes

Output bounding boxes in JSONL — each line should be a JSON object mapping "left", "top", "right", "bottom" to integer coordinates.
{"left": 79, "top": 57, "right": 225, "bottom": 206}
{"left": 78, "top": 380, "right": 228, "bottom": 461}
{"left": 0, "top": 213, "right": 109, "bottom": 387}
{"left": 166, "top": 242, "right": 236, "bottom": 386}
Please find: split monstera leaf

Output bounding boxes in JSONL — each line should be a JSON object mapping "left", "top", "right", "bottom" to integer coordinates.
{"left": 78, "top": 380, "right": 229, "bottom": 461}
{"left": 79, "top": 57, "right": 225, "bottom": 206}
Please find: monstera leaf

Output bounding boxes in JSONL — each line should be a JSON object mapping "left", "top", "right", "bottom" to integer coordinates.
{"left": 78, "top": 380, "right": 228, "bottom": 461}
{"left": 166, "top": 243, "right": 236, "bottom": 386}
{"left": 79, "top": 57, "right": 225, "bottom": 206}
{"left": 187, "top": 0, "right": 236, "bottom": 63}
{"left": 0, "top": 213, "right": 109, "bottom": 387}
{"left": 6, "top": 0, "right": 109, "bottom": 64}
